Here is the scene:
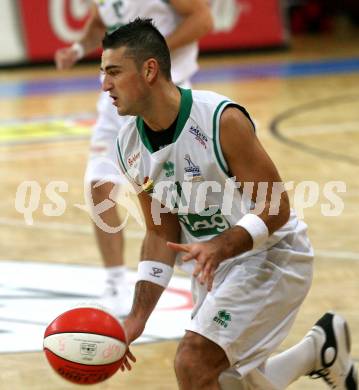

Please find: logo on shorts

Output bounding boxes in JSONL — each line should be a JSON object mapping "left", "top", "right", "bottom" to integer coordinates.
{"left": 213, "top": 310, "right": 231, "bottom": 328}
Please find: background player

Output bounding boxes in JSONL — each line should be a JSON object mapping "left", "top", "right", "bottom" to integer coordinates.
{"left": 54, "top": 0, "right": 213, "bottom": 316}
{"left": 102, "top": 19, "right": 357, "bottom": 389}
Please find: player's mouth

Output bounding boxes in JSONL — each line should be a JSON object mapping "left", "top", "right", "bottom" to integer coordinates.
{"left": 110, "top": 95, "right": 118, "bottom": 106}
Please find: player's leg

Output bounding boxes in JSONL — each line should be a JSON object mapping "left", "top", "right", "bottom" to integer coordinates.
{"left": 174, "top": 330, "right": 230, "bottom": 390}
{"left": 84, "top": 93, "right": 132, "bottom": 317}
{"left": 264, "top": 311, "right": 358, "bottom": 389}
{"left": 186, "top": 224, "right": 313, "bottom": 390}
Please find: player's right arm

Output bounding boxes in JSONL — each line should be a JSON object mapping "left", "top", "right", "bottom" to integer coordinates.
{"left": 54, "top": 3, "right": 106, "bottom": 70}
{"left": 123, "top": 191, "right": 181, "bottom": 344}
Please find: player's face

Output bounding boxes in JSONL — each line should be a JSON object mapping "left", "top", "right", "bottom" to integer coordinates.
{"left": 101, "top": 46, "right": 148, "bottom": 116}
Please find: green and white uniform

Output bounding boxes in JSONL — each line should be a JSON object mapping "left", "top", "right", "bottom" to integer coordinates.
{"left": 117, "top": 89, "right": 314, "bottom": 389}
{"left": 85, "top": 0, "right": 197, "bottom": 184}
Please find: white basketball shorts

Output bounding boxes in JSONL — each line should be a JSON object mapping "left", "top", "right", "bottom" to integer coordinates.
{"left": 186, "top": 222, "right": 314, "bottom": 389}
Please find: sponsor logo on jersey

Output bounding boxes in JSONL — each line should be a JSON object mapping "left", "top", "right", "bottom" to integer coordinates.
{"left": 178, "top": 209, "right": 230, "bottom": 237}
{"left": 163, "top": 161, "right": 175, "bottom": 177}
{"left": 189, "top": 125, "right": 208, "bottom": 148}
{"left": 213, "top": 310, "right": 231, "bottom": 328}
{"left": 184, "top": 154, "right": 203, "bottom": 182}
{"left": 128, "top": 151, "right": 140, "bottom": 167}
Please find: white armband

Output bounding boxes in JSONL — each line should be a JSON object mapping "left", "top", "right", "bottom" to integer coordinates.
{"left": 236, "top": 214, "right": 269, "bottom": 249}
{"left": 138, "top": 260, "right": 174, "bottom": 288}
{"left": 71, "top": 42, "right": 85, "bottom": 60}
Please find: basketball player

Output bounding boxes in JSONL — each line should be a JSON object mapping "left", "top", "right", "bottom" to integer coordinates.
{"left": 100, "top": 19, "right": 358, "bottom": 389}
{"left": 54, "top": 0, "right": 213, "bottom": 316}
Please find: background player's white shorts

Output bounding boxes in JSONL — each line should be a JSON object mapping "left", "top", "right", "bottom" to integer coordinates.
{"left": 186, "top": 221, "right": 313, "bottom": 390}
{"left": 84, "top": 92, "right": 128, "bottom": 185}
{"left": 85, "top": 81, "right": 192, "bottom": 184}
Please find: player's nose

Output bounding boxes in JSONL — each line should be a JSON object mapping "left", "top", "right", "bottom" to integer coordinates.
{"left": 102, "top": 73, "right": 113, "bottom": 92}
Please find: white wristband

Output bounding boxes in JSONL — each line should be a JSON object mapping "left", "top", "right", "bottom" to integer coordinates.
{"left": 138, "top": 260, "right": 174, "bottom": 288}
{"left": 236, "top": 214, "right": 269, "bottom": 249}
{"left": 71, "top": 42, "right": 85, "bottom": 60}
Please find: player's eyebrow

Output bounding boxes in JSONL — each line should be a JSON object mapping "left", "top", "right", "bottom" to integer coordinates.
{"left": 100, "top": 65, "right": 122, "bottom": 72}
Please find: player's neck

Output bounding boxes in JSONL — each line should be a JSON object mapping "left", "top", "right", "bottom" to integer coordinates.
{"left": 141, "top": 82, "right": 181, "bottom": 132}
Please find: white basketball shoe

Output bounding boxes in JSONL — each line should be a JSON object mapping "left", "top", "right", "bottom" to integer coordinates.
{"left": 306, "top": 312, "right": 357, "bottom": 389}
{"left": 100, "top": 280, "right": 133, "bottom": 318}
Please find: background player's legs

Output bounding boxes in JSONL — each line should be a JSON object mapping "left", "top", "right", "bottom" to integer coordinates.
{"left": 85, "top": 97, "right": 132, "bottom": 316}
{"left": 175, "top": 330, "right": 230, "bottom": 390}
{"left": 89, "top": 179, "right": 132, "bottom": 317}
{"left": 91, "top": 181, "right": 125, "bottom": 268}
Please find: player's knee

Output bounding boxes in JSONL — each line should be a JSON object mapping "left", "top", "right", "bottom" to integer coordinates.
{"left": 174, "top": 334, "right": 225, "bottom": 385}
{"left": 90, "top": 181, "right": 116, "bottom": 204}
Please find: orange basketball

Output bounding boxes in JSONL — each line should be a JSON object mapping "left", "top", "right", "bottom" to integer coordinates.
{"left": 43, "top": 306, "right": 127, "bottom": 385}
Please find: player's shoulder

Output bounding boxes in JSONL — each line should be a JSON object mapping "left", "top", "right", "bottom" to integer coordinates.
{"left": 190, "top": 89, "right": 236, "bottom": 125}
{"left": 191, "top": 89, "right": 232, "bottom": 106}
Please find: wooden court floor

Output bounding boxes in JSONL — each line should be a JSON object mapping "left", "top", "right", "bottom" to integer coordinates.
{"left": 1, "top": 30, "right": 359, "bottom": 389}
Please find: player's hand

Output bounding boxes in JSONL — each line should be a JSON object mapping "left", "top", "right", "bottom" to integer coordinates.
{"left": 118, "top": 316, "right": 144, "bottom": 372}
{"left": 54, "top": 47, "right": 79, "bottom": 70}
{"left": 119, "top": 348, "right": 136, "bottom": 372}
{"left": 167, "top": 241, "right": 224, "bottom": 291}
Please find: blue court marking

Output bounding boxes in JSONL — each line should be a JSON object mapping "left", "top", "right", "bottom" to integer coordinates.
{"left": 0, "top": 57, "right": 358, "bottom": 99}
{"left": 0, "top": 77, "right": 100, "bottom": 99}
{"left": 193, "top": 57, "right": 359, "bottom": 83}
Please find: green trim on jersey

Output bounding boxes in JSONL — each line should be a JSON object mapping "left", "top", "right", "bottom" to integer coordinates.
{"left": 116, "top": 139, "right": 128, "bottom": 175}
{"left": 136, "top": 88, "right": 193, "bottom": 153}
{"left": 107, "top": 23, "right": 124, "bottom": 34}
{"left": 213, "top": 100, "right": 231, "bottom": 175}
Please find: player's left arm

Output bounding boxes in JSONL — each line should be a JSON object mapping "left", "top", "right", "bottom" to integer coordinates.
{"left": 168, "top": 106, "right": 290, "bottom": 290}
{"left": 123, "top": 191, "right": 181, "bottom": 336}
{"left": 219, "top": 106, "right": 291, "bottom": 237}
{"left": 120, "top": 191, "right": 181, "bottom": 371}
{"left": 166, "top": 0, "right": 214, "bottom": 50}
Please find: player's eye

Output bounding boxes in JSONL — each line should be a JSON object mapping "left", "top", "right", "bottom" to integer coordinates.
{"left": 109, "top": 70, "right": 121, "bottom": 77}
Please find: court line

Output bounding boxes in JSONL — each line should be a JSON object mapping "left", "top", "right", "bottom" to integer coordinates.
{"left": 283, "top": 121, "right": 359, "bottom": 136}
{"left": 269, "top": 94, "right": 359, "bottom": 166}
{"left": 0, "top": 217, "right": 358, "bottom": 260}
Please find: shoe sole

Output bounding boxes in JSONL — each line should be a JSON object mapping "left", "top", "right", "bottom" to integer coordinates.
{"left": 328, "top": 312, "right": 357, "bottom": 390}
{"left": 345, "top": 364, "right": 358, "bottom": 390}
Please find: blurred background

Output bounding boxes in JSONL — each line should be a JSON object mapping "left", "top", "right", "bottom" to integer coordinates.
{"left": 1, "top": 0, "right": 359, "bottom": 65}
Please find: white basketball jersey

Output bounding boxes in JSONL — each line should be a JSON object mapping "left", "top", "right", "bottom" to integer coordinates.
{"left": 117, "top": 89, "right": 301, "bottom": 264}
{"left": 94, "top": 0, "right": 198, "bottom": 84}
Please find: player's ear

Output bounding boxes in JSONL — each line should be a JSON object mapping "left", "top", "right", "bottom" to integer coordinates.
{"left": 143, "top": 58, "right": 158, "bottom": 83}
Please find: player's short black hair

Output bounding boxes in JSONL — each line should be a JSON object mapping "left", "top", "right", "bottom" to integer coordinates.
{"left": 102, "top": 18, "right": 171, "bottom": 80}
